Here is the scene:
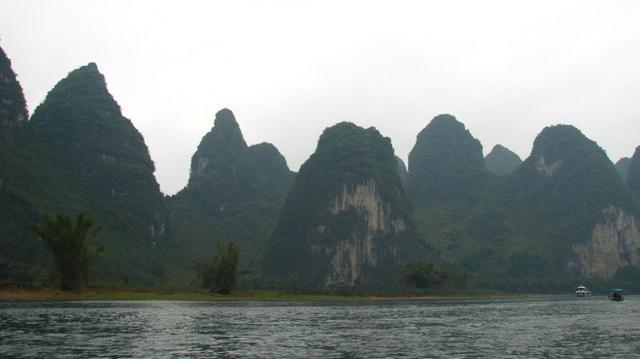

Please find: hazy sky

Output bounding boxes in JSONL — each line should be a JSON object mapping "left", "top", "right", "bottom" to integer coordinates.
{"left": 1, "top": 0, "right": 639, "bottom": 195}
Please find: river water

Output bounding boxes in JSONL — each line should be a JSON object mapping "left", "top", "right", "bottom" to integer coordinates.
{"left": 0, "top": 296, "right": 638, "bottom": 358}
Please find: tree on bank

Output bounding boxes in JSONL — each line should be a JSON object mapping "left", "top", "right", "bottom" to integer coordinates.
{"left": 29, "top": 212, "right": 102, "bottom": 291}
{"left": 192, "top": 241, "right": 241, "bottom": 295}
{"left": 401, "top": 261, "right": 449, "bottom": 289}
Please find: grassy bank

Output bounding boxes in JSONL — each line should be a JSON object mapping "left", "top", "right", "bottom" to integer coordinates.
{"left": 0, "top": 285, "right": 544, "bottom": 302}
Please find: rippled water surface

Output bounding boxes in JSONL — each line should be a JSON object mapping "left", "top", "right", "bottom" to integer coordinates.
{"left": 1, "top": 296, "right": 639, "bottom": 358}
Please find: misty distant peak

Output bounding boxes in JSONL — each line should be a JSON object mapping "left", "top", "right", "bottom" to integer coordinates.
{"left": 249, "top": 142, "right": 291, "bottom": 180}
{"left": 407, "top": 114, "right": 487, "bottom": 200}
{"left": 615, "top": 157, "right": 631, "bottom": 179}
{"left": 429, "top": 113, "right": 461, "bottom": 126}
{"left": 212, "top": 108, "right": 247, "bottom": 147}
{"left": 530, "top": 125, "right": 604, "bottom": 162}
{"left": 485, "top": 144, "right": 522, "bottom": 176}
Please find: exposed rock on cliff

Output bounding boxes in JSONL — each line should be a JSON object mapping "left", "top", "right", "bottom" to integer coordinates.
{"left": 507, "top": 125, "right": 632, "bottom": 211}
{"left": 504, "top": 125, "right": 640, "bottom": 279}
{"left": 264, "top": 122, "right": 423, "bottom": 288}
{"left": 485, "top": 144, "right": 522, "bottom": 176}
{"left": 573, "top": 206, "right": 640, "bottom": 278}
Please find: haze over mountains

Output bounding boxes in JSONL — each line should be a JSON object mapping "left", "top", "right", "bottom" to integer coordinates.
{"left": 1, "top": 46, "right": 639, "bottom": 291}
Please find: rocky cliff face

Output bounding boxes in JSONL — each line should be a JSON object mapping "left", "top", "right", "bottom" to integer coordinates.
{"left": 168, "top": 109, "right": 294, "bottom": 274}
{"left": 507, "top": 125, "right": 631, "bottom": 210}
{"left": 0, "top": 46, "right": 28, "bottom": 144}
{"left": 573, "top": 206, "right": 640, "bottom": 278}
{"left": 327, "top": 179, "right": 409, "bottom": 286}
{"left": 484, "top": 144, "right": 522, "bottom": 176}
{"left": 504, "top": 125, "right": 640, "bottom": 279}
{"left": 265, "top": 122, "right": 422, "bottom": 288}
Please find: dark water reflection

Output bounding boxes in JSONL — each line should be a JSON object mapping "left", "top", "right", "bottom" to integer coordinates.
{"left": 1, "top": 296, "right": 639, "bottom": 358}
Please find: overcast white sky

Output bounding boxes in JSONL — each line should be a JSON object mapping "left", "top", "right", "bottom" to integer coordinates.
{"left": 1, "top": 0, "right": 639, "bottom": 194}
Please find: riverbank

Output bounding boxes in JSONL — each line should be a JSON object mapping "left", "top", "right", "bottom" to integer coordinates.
{"left": 0, "top": 286, "right": 550, "bottom": 302}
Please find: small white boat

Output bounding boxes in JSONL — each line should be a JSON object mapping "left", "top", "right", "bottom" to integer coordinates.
{"left": 575, "top": 285, "right": 592, "bottom": 297}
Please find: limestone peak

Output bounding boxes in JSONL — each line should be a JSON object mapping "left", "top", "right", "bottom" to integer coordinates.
{"left": 485, "top": 144, "right": 522, "bottom": 176}
{"left": 264, "top": 121, "right": 422, "bottom": 288}
{"left": 407, "top": 114, "right": 487, "bottom": 201}
{"left": 188, "top": 108, "right": 248, "bottom": 184}
{"left": 0, "top": 45, "right": 28, "bottom": 142}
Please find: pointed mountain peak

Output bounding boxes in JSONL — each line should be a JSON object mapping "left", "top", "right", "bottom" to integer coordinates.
{"left": 0, "top": 45, "right": 28, "bottom": 142}
{"left": 527, "top": 124, "right": 607, "bottom": 177}
{"left": 490, "top": 144, "right": 510, "bottom": 152}
{"left": 407, "top": 114, "right": 486, "bottom": 200}
{"left": 214, "top": 107, "right": 236, "bottom": 125}
{"left": 211, "top": 108, "right": 247, "bottom": 147}
{"left": 249, "top": 142, "right": 291, "bottom": 180}
{"left": 32, "top": 62, "right": 121, "bottom": 126}
{"left": 409, "top": 114, "right": 484, "bottom": 169}
{"left": 531, "top": 124, "right": 598, "bottom": 160}
{"left": 311, "top": 122, "right": 395, "bottom": 175}
{"left": 188, "top": 108, "right": 248, "bottom": 184}
{"left": 429, "top": 113, "right": 463, "bottom": 127}
{"left": 59, "top": 62, "right": 105, "bottom": 86}
{"left": 485, "top": 144, "right": 522, "bottom": 175}
{"left": 511, "top": 125, "right": 636, "bottom": 215}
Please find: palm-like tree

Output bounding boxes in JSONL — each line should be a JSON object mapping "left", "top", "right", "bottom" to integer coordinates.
{"left": 192, "top": 241, "right": 241, "bottom": 295}
{"left": 30, "top": 212, "right": 102, "bottom": 291}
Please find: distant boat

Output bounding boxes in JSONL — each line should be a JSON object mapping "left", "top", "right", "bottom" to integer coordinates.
{"left": 608, "top": 289, "right": 624, "bottom": 302}
{"left": 575, "top": 285, "right": 592, "bottom": 297}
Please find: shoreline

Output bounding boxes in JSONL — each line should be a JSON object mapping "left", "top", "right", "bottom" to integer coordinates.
{"left": 0, "top": 287, "right": 567, "bottom": 302}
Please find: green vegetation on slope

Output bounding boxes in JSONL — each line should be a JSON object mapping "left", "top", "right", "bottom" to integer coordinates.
{"left": 1, "top": 63, "right": 170, "bottom": 285}
{"left": 264, "top": 122, "right": 424, "bottom": 290}
{"left": 407, "top": 114, "right": 491, "bottom": 202}
{"left": 168, "top": 109, "right": 294, "bottom": 283}
{"left": 407, "top": 119, "right": 640, "bottom": 291}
